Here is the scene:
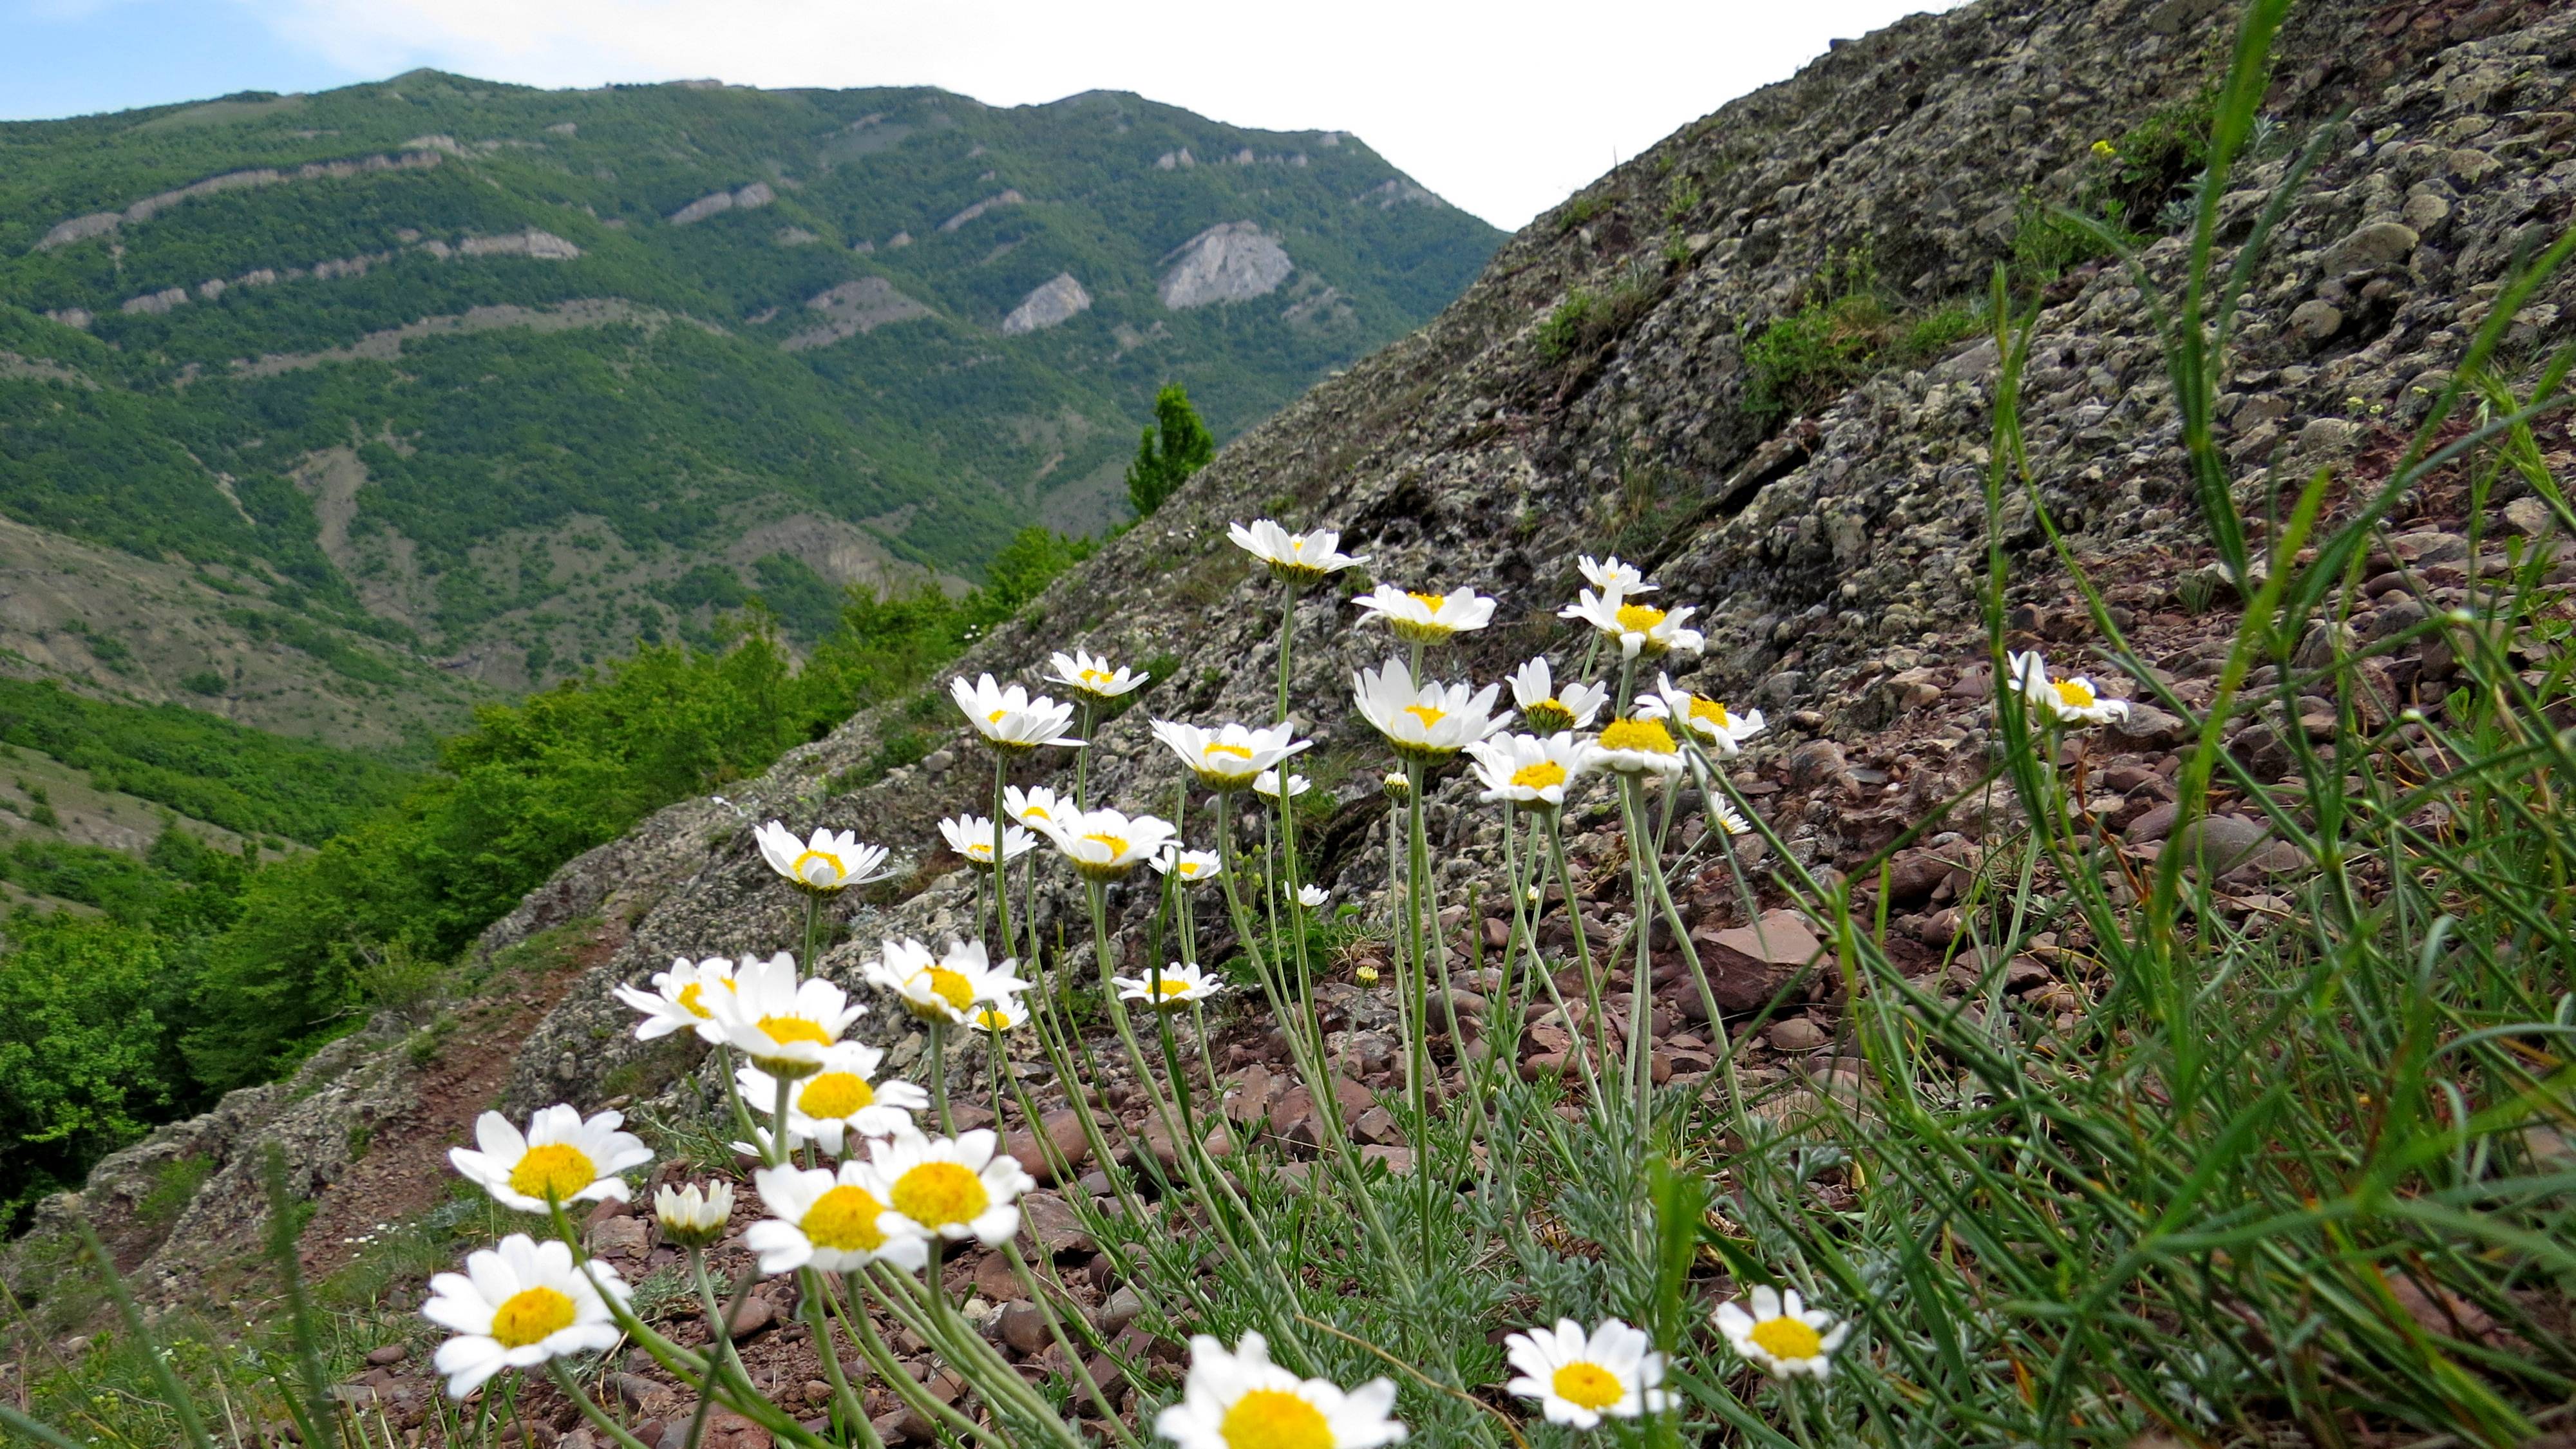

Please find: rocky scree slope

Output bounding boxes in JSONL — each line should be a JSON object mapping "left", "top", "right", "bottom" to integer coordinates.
{"left": 0, "top": 74, "right": 1497, "bottom": 728}
{"left": 26, "top": 0, "right": 2576, "bottom": 1307}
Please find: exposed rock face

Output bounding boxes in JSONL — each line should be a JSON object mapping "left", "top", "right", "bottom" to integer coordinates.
{"left": 1158, "top": 222, "right": 1294, "bottom": 308}
{"left": 1001, "top": 273, "right": 1093, "bottom": 334}
{"left": 33, "top": 0, "right": 2576, "bottom": 1305}
{"left": 33, "top": 147, "right": 448, "bottom": 250}
{"left": 667, "top": 182, "right": 778, "bottom": 225}
{"left": 779, "top": 277, "right": 934, "bottom": 350}
{"left": 940, "top": 189, "right": 1025, "bottom": 232}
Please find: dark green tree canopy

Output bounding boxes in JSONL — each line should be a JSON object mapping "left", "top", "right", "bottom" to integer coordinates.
{"left": 1125, "top": 383, "right": 1217, "bottom": 519}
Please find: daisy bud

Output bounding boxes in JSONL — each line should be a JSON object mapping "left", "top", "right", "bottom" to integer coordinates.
{"left": 654, "top": 1181, "right": 734, "bottom": 1249}
{"left": 1382, "top": 771, "right": 1412, "bottom": 803}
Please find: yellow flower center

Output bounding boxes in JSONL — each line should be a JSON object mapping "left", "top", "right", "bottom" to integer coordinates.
{"left": 1748, "top": 1315, "right": 1825, "bottom": 1361}
{"left": 1614, "top": 601, "right": 1666, "bottom": 632}
{"left": 1178, "top": 860, "right": 1208, "bottom": 878}
{"left": 1597, "top": 717, "right": 1677, "bottom": 754}
{"left": 923, "top": 967, "right": 976, "bottom": 1013}
{"left": 1405, "top": 591, "right": 1446, "bottom": 611}
{"left": 1552, "top": 1360, "right": 1625, "bottom": 1411}
{"left": 1401, "top": 703, "right": 1448, "bottom": 731}
{"left": 2052, "top": 679, "right": 2096, "bottom": 709}
{"left": 1019, "top": 805, "right": 1052, "bottom": 823}
{"left": 1218, "top": 1388, "right": 1334, "bottom": 1449}
{"left": 987, "top": 708, "right": 1009, "bottom": 724}
{"left": 974, "top": 1007, "right": 1016, "bottom": 1030}
{"left": 1204, "top": 742, "right": 1255, "bottom": 761}
{"left": 801, "top": 1184, "right": 890, "bottom": 1253}
{"left": 1509, "top": 760, "right": 1567, "bottom": 790}
{"left": 798, "top": 1072, "right": 876, "bottom": 1120}
{"left": 1688, "top": 697, "right": 1732, "bottom": 728}
{"left": 965, "top": 840, "right": 994, "bottom": 861}
{"left": 489, "top": 1285, "right": 577, "bottom": 1349}
{"left": 676, "top": 981, "right": 711, "bottom": 1018}
{"left": 891, "top": 1161, "right": 990, "bottom": 1229}
{"left": 791, "top": 849, "right": 847, "bottom": 886}
{"left": 757, "top": 1015, "right": 834, "bottom": 1048}
{"left": 1080, "top": 667, "right": 1114, "bottom": 687}
{"left": 1155, "top": 978, "right": 1191, "bottom": 998}
{"left": 507, "top": 1144, "right": 598, "bottom": 1203}
{"left": 1082, "top": 832, "right": 1130, "bottom": 859}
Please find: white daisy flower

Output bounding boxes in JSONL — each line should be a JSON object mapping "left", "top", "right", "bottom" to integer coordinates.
{"left": 1508, "top": 657, "right": 1611, "bottom": 735}
{"left": 701, "top": 951, "right": 867, "bottom": 1077}
{"left": 1351, "top": 584, "right": 1497, "bottom": 645}
{"left": 1151, "top": 719, "right": 1309, "bottom": 791}
{"left": 424, "top": 1235, "right": 628, "bottom": 1399}
{"left": 745, "top": 1160, "right": 928, "bottom": 1274}
{"left": 940, "top": 813, "right": 1038, "bottom": 869}
{"left": 1228, "top": 520, "right": 1369, "bottom": 587}
{"left": 611, "top": 956, "right": 737, "bottom": 1044}
{"left": 1635, "top": 674, "right": 1766, "bottom": 756}
{"left": 1465, "top": 732, "right": 1589, "bottom": 811}
{"left": 1504, "top": 1318, "right": 1674, "bottom": 1429}
{"left": 951, "top": 674, "right": 1085, "bottom": 753}
{"left": 857, "top": 1126, "right": 1035, "bottom": 1248}
{"left": 1294, "top": 884, "right": 1331, "bottom": 909}
{"left": 1112, "top": 961, "right": 1227, "bottom": 1010}
{"left": 1352, "top": 658, "right": 1510, "bottom": 762}
{"left": 1003, "top": 784, "right": 1068, "bottom": 831}
{"left": 754, "top": 821, "right": 894, "bottom": 893}
{"left": 1254, "top": 770, "right": 1309, "bottom": 802}
{"left": 1153, "top": 847, "right": 1224, "bottom": 883}
{"left": 1154, "top": 1331, "right": 1406, "bottom": 1449}
{"left": 735, "top": 1040, "right": 930, "bottom": 1155}
{"left": 1578, "top": 555, "right": 1658, "bottom": 597}
{"left": 1710, "top": 801, "right": 1754, "bottom": 837}
{"left": 2007, "top": 650, "right": 2131, "bottom": 726}
{"left": 1046, "top": 649, "right": 1150, "bottom": 706}
{"left": 860, "top": 938, "right": 1030, "bottom": 1026}
{"left": 1584, "top": 716, "right": 1687, "bottom": 778}
{"left": 449, "top": 1106, "right": 651, "bottom": 1214}
{"left": 1560, "top": 589, "right": 1705, "bottom": 661}
{"left": 1036, "top": 806, "right": 1179, "bottom": 882}
{"left": 652, "top": 1181, "right": 733, "bottom": 1249}
{"left": 967, "top": 998, "right": 1027, "bottom": 1034}
{"left": 1714, "top": 1285, "right": 1850, "bottom": 1379}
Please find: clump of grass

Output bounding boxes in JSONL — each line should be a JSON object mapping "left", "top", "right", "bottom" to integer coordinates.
{"left": 1743, "top": 259, "right": 1990, "bottom": 423}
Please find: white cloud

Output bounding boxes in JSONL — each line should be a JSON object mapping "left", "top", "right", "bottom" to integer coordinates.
{"left": 236, "top": 0, "right": 1962, "bottom": 230}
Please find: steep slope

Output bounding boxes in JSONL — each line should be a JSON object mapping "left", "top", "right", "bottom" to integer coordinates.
{"left": 0, "top": 74, "right": 1500, "bottom": 721}
{"left": 32, "top": 0, "right": 2576, "bottom": 1309}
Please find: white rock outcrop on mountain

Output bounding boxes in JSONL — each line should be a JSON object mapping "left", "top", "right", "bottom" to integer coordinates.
{"left": 35, "top": 148, "right": 448, "bottom": 250}
{"left": 667, "top": 182, "right": 777, "bottom": 226}
{"left": 1157, "top": 222, "right": 1294, "bottom": 309}
{"left": 780, "top": 277, "right": 933, "bottom": 351}
{"left": 1001, "top": 273, "right": 1092, "bottom": 335}
{"left": 939, "top": 189, "right": 1024, "bottom": 232}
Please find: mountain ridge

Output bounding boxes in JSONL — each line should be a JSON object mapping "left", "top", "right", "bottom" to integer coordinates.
{"left": 0, "top": 70, "right": 1500, "bottom": 735}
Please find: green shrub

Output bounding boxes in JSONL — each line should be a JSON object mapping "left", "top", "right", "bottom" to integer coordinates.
{"left": 178, "top": 669, "right": 227, "bottom": 696}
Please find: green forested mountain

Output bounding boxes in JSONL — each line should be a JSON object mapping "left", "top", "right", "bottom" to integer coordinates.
{"left": 0, "top": 73, "right": 1499, "bottom": 731}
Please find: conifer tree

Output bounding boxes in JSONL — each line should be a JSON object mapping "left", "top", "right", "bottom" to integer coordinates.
{"left": 1124, "top": 383, "right": 1215, "bottom": 518}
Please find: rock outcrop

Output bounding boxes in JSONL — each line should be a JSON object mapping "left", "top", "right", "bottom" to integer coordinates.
{"left": 1158, "top": 221, "right": 1295, "bottom": 308}
{"left": 779, "top": 277, "right": 934, "bottom": 350}
{"left": 667, "top": 182, "right": 777, "bottom": 225}
{"left": 33, "top": 147, "right": 450, "bottom": 250}
{"left": 1001, "top": 273, "right": 1094, "bottom": 334}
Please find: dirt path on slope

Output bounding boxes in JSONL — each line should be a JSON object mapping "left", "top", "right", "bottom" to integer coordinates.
{"left": 296, "top": 923, "right": 620, "bottom": 1280}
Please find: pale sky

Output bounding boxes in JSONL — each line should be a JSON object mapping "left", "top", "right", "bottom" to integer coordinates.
{"left": 3, "top": 0, "right": 1965, "bottom": 231}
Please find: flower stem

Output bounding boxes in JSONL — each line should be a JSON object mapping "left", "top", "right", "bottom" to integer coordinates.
{"left": 545, "top": 1358, "right": 653, "bottom": 1449}
{"left": 929, "top": 1019, "right": 952, "bottom": 1134}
